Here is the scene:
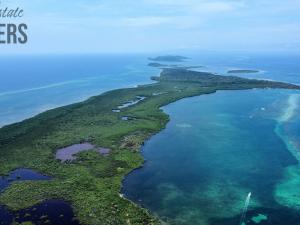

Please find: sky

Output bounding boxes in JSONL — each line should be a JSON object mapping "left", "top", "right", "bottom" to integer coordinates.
{"left": 1, "top": 0, "right": 300, "bottom": 54}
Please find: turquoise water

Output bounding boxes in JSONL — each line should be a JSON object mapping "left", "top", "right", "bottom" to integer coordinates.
{"left": 123, "top": 89, "right": 300, "bottom": 225}
{"left": 1, "top": 53, "right": 300, "bottom": 127}
{"left": 1, "top": 53, "right": 300, "bottom": 224}
{"left": 186, "top": 52, "right": 300, "bottom": 84}
{"left": 0, "top": 54, "right": 156, "bottom": 127}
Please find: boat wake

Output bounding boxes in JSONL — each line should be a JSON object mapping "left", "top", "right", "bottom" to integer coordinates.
{"left": 239, "top": 192, "right": 251, "bottom": 225}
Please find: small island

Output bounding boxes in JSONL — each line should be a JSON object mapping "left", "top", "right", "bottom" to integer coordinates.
{"left": 148, "top": 62, "right": 202, "bottom": 69}
{"left": 147, "top": 62, "right": 168, "bottom": 67}
{"left": 0, "top": 67, "right": 299, "bottom": 225}
{"left": 228, "top": 69, "right": 260, "bottom": 74}
{"left": 148, "top": 55, "right": 188, "bottom": 62}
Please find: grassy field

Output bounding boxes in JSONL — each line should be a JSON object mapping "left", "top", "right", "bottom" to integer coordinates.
{"left": 0, "top": 69, "right": 299, "bottom": 225}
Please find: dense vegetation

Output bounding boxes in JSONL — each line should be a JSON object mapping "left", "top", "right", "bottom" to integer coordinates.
{"left": 153, "top": 68, "right": 299, "bottom": 89}
{"left": 0, "top": 68, "right": 299, "bottom": 225}
{"left": 227, "top": 69, "right": 260, "bottom": 74}
{"left": 147, "top": 62, "right": 168, "bottom": 67}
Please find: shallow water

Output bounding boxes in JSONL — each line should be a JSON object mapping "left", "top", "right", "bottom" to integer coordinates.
{"left": 122, "top": 89, "right": 300, "bottom": 225}
{"left": 0, "top": 168, "right": 50, "bottom": 191}
{"left": 117, "top": 96, "right": 146, "bottom": 109}
{"left": 186, "top": 52, "right": 300, "bottom": 84}
{"left": 1, "top": 53, "right": 300, "bottom": 128}
{"left": 56, "top": 143, "right": 111, "bottom": 162}
{"left": 56, "top": 143, "right": 95, "bottom": 162}
{"left": 2, "top": 53, "right": 300, "bottom": 224}
{"left": 0, "top": 54, "right": 157, "bottom": 127}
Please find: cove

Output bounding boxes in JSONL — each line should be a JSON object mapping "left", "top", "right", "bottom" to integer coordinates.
{"left": 122, "top": 89, "right": 300, "bottom": 225}
{"left": 0, "top": 169, "right": 79, "bottom": 225}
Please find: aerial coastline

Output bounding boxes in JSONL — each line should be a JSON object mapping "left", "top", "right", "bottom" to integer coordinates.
{"left": 148, "top": 55, "right": 188, "bottom": 62}
{"left": 0, "top": 62, "right": 300, "bottom": 225}
{"left": 227, "top": 69, "right": 260, "bottom": 74}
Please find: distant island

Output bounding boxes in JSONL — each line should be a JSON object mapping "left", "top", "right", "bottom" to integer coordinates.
{"left": 0, "top": 66, "right": 299, "bottom": 225}
{"left": 148, "top": 55, "right": 188, "bottom": 62}
{"left": 228, "top": 69, "right": 260, "bottom": 74}
{"left": 152, "top": 68, "right": 298, "bottom": 89}
{"left": 148, "top": 62, "right": 168, "bottom": 67}
{"left": 148, "top": 62, "right": 202, "bottom": 69}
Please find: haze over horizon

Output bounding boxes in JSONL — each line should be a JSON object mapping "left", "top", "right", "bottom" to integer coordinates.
{"left": 1, "top": 0, "right": 300, "bottom": 54}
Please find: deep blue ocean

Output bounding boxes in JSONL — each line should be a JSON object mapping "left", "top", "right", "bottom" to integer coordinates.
{"left": 1, "top": 52, "right": 300, "bottom": 225}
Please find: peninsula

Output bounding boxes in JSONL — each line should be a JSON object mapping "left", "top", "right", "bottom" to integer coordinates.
{"left": 0, "top": 68, "right": 299, "bottom": 225}
{"left": 147, "top": 62, "right": 168, "bottom": 67}
{"left": 148, "top": 63, "right": 202, "bottom": 70}
{"left": 227, "top": 69, "right": 260, "bottom": 74}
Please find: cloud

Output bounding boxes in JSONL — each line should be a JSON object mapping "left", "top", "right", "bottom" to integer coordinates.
{"left": 1, "top": 0, "right": 300, "bottom": 53}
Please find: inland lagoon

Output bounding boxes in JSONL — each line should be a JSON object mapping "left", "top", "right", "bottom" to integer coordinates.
{"left": 122, "top": 89, "right": 300, "bottom": 225}
{"left": 1, "top": 54, "right": 300, "bottom": 224}
{"left": 0, "top": 169, "right": 79, "bottom": 225}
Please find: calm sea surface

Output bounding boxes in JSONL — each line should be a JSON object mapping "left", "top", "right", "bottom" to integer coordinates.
{"left": 1, "top": 53, "right": 300, "bottom": 224}
{"left": 0, "top": 54, "right": 157, "bottom": 127}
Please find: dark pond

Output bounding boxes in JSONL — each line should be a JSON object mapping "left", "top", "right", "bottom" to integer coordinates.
{"left": 0, "top": 169, "right": 80, "bottom": 225}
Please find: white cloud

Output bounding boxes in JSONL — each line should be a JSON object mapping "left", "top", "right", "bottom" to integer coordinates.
{"left": 2, "top": 0, "right": 300, "bottom": 53}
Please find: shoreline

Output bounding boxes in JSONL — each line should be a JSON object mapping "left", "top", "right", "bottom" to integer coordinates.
{"left": 0, "top": 68, "right": 300, "bottom": 224}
